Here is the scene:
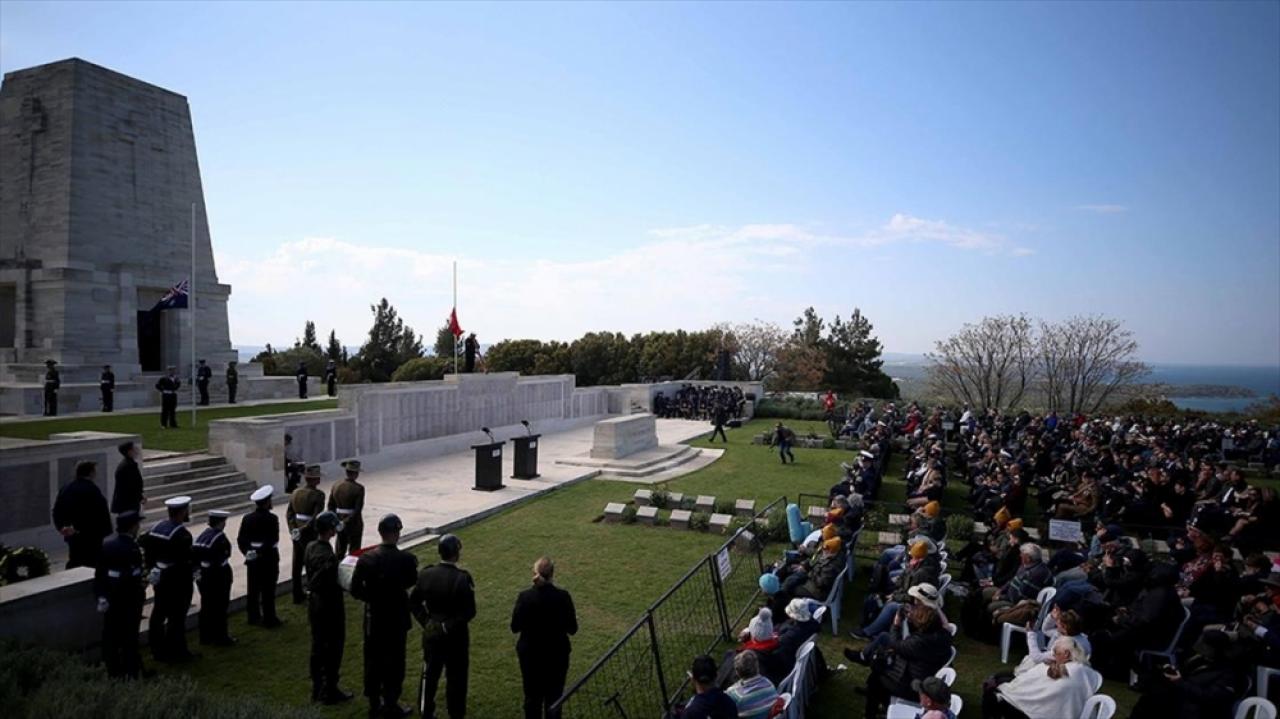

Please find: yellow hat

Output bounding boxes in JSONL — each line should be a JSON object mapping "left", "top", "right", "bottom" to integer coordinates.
{"left": 994, "top": 507, "right": 1011, "bottom": 525}
{"left": 923, "top": 501, "right": 941, "bottom": 518}
{"left": 821, "top": 524, "right": 837, "bottom": 541}
{"left": 823, "top": 537, "right": 843, "bottom": 554}
{"left": 909, "top": 541, "right": 929, "bottom": 559}
{"left": 1008, "top": 518, "right": 1024, "bottom": 531}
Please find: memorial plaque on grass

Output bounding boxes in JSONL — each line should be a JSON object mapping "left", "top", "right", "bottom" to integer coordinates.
{"left": 709, "top": 513, "right": 732, "bottom": 534}
{"left": 734, "top": 499, "right": 756, "bottom": 517}
{"left": 670, "top": 509, "right": 692, "bottom": 529}
{"left": 603, "top": 503, "right": 626, "bottom": 523}
{"left": 636, "top": 506, "right": 659, "bottom": 525}
{"left": 634, "top": 489, "right": 653, "bottom": 507}
{"left": 695, "top": 495, "right": 716, "bottom": 513}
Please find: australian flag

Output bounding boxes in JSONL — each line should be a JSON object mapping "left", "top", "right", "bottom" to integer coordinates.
{"left": 152, "top": 278, "right": 189, "bottom": 311}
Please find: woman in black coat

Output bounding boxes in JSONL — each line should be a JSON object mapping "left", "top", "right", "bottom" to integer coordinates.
{"left": 863, "top": 604, "right": 953, "bottom": 718}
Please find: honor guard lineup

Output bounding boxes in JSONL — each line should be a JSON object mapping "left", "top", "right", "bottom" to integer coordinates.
{"left": 68, "top": 453, "right": 578, "bottom": 718}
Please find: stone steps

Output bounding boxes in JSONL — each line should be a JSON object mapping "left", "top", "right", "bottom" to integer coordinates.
{"left": 140, "top": 453, "right": 256, "bottom": 520}
{"left": 595, "top": 448, "right": 703, "bottom": 478}
{"left": 142, "top": 472, "right": 254, "bottom": 504}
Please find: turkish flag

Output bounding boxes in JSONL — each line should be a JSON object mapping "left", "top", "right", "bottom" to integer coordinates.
{"left": 448, "top": 308, "right": 464, "bottom": 338}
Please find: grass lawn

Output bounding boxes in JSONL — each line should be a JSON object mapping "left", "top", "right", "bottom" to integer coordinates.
{"left": 158, "top": 418, "right": 1144, "bottom": 717}
{"left": 0, "top": 400, "right": 337, "bottom": 452}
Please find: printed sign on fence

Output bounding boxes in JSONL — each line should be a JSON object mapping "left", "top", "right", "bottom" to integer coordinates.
{"left": 717, "top": 548, "right": 733, "bottom": 580}
{"left": 1048, "top": 519, "right": 1084, "bottom": 544}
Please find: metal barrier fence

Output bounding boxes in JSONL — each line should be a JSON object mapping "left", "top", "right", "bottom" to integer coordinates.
{"left": 551, "top": 495, "right": 787, "bottom": 719}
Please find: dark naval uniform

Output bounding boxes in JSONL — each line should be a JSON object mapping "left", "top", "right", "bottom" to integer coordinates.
{"left": 141, "top": 518, "right": 194, "bottom": 660}
{"left": 296, "top": 363, "right": 309, "bottom": 399}
{"left": 196, "top": 363, "right": 213, "bottom": 405}
{"left": 350, "top": 543, "right": 418, "bottom": 712}
{"left": 43, "top": 365, "right": 60, "bottom": 416}
{"left": 51, "top": 476, "right": 111, "bottom": 569}
{"left": 156, "top": 374, "right": 181, "bottom": 428}
{"left": 329, "top": 477, "right": 366, "bottom": 556}
{"left": 324, "top": 362, "right": 338, "bottom": 397}
{"left": 410, "top": 562, "right": 477, "bottom": 719}
{"left": 511, "top": 582, "right": 578, "bottom": 719}
{"left": 193, "top": 525, "right": 234, "bottom": 644}
{"left": 288, "top": 485, "right": 326, "bottom": 603}
{"left": 95, "top": 531, "right": 146, "bottom": 678}
{"left": 100, "top": 367, "right": 116, "bottom": 412}
{"left": 306, "top": 535, "right": 346, "bottom": 699}
{"left": 226, "top": 364, "right": 239, "bottom": 404}
{"left": 111, "top": 455, "right": 144, "bottom": 515}
{"left": 237, "top": 506, "right": 281, "bottom": 626}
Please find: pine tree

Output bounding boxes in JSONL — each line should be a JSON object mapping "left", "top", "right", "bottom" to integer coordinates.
{"left": 300, "top": 320, "right": 321, "bottom": 352}
{"left": 352, "top": 299, "right": 416, "bottom": 382}
{"left": 433, "top": 322, "right": 456, "bottom": 358}
{"left": 326, "top": 330, "right": 343, "bottom": 363}
{"left": 824, "top": 308, "right": 897, "bottom": 397}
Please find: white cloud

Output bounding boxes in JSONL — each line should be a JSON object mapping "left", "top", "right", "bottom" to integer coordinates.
{"left": 218, "top": 213, "right": 1031, "bottom": 345}
{"left": 1076, "top": 204, "right": 1128, "bottom": 214}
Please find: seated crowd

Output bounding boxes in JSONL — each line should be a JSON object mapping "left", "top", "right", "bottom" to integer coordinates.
{"left": 655, "top": 384, "right": 747, "bottom": 421}
{"left": 688, "top": 401, "right": 1279, "bottom": 719}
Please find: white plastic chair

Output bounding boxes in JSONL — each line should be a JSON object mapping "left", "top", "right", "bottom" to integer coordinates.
{"left": 784, "top": 639, "right": 816, "bottom": 716}
{"left": 938, "top": 573, "right": 952, "bottom": 596}
{"left": 935, "top": 667, "right": 957, "bottom": 686}
{"left": 943, "top": 644, "right": 958, "bottom": 668}
{"left": 1236, "top": 697, "right": 1278, "bottom": 719}
{"left": 1000, "top": 586, "right": 1057, "bottom": 664}
{"left": 822, "top": 566, "right": 848, "bottom": 634}
{"left": 1078, "top": 694, "right": 1116, "bottom": 719}
{"left": 950, "top": 695, "right": 964, "bottom": 716}
{"left": 778, "top": 691, "right": 795, "bottom": 719}
{"left": 1259, "top": 665, "right": 1280, "bottom": 698}
{"left": 1136, "top": 601, "right": 1192, "bottom": 675}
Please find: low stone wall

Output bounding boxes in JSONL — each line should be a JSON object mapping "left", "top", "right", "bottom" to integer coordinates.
{"left": 620, "top": 380, "right": 765, "bottom": 416}
{"left": 590, "top": 413, "right": 659, "bottom": 459}
{"left": 0, "top": 430, "right": 140, "bottom": 554}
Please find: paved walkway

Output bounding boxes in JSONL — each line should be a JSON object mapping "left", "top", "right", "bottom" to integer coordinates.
{"left": 0, "top": 394, "right": 335, "bottom": 425}
{"left": 3, "top": 419, "right": 716, "bottom": 618}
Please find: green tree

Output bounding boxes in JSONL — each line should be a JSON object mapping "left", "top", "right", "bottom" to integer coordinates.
{"left": 570, "top": 332, "right": 634, "bottom": 386}
{"left": 485, "top": 339, "right": 547, "bottom": 374}
{"left": 298, "top": 320, "right": 321, "bottom": 353}
{"left": 325, "top": 330, "right": 343, "bottom": 363}
{"left": 792, "top": 307, "right": 825, "bottom": 348}
{"left": 390, "top": 356, "right": 449, "bottom": 382}
{"left": 824, "top": 308, "right": 897, "bottom": 397}
{"left": 350, "top": 298, "right": 422, "bottom": 382}
{"left": 433, "top": 321, "right": 457, "bottom": 358}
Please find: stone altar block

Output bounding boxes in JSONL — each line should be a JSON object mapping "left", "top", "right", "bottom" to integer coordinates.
{"left": 589, "top": 413, "right": 658, "bottom": 459}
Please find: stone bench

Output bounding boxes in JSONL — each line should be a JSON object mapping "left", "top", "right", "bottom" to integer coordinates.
{"left": 637, "top": 506, "right": 659, "bottom": 526}
{"left": 670, "top": 509, "right": 692, "bottom": 530}
{"left": 604, "top": 503, "right": 626, "bottom": 523}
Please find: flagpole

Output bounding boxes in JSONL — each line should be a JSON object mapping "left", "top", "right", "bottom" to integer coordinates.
{"left": 452, "top": 260, "right": 458, "bottom": 376}
{"left": 190, "top": 202, "right": 197, "bottom": 427}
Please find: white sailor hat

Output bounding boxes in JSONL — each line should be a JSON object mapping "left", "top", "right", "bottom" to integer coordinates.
{"left": 860, "top": 450, "right": 874, "bottom": 459}
{"left": 999, "top": 449, "right": 1013, "bottom": 459}
{"left": 164, "top": 496, "right": 192, "bottom": 508}
{"left": 208, "top": 509, "right": 231, "bottom": 519}
{"left": 250, "top": 485, "right": 273, "bottom": 502}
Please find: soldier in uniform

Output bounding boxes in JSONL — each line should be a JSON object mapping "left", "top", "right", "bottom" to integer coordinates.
{"left": 156, "top": 365, "right": 181, "bottom": 429}
{"left": 306, "top": 511, "right": 354, "bottom": 704}
{"left": 238, "top": 485, "right": 283, "bottom": 628}
{"left": 296, "top": 360, "right": 309, "bottom": 399}
{"left": 95, "top": 510, "right": 146, "bottom": 679}
{"left": 43, "top": 359, "right": 60, "bottom": 416}
{"left": 196, "top": 359, "right": 213, "bottom": 406}
{"left": 350, "top": 513, "right": 418, "bottom": 719}
{"left": 100, "top": 364, "right": 116, "bottom": 412}
{"left": 325, "top": 359, "right": 339, "bottom": 397}
{"left": 111, "top": 441, "right": 145, "bottom": 515}
{"left": 410, "top": 534, "right": 476, "bottom": 719}
{"left": 510, "top": 557, "right": 578, "bottom": 719}
{"left": 329, "top": 460, "right": 366, "bottom": 556}
{"left": 140, "top": 496, "right": 196, "bottom": 662}
{"left": 226, "top": 361, "right": 239, "bottom": 404}
{"left": 193, "top": 509, "right": 235, "bottom": 646}
{"left": 289, "top": 464, "right": 327, "bottom": 604}
{"left": 52, "top": 460, "right": 112, "bottom": 569}
{"left": 463, "top": 333, "right": 479, "bottom": 373}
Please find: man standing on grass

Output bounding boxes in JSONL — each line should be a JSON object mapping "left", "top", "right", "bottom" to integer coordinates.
{"left": 141, "top": 496, "right": 195, "bottom": 662}
{"left": 411, "top": 534, "right": 476, "bottom": 719}
{"left": 52, "top": 460, "right": 111, "bottom": 569}
{"left": 156, "top": 365, "right": 181, "bottom": 429}
{"left": 238, "top": 485, "right": 283, "bottom": 629}
{"left": 111, "top": 441, "right": 145, "bottom": 515}
{"left": 96, "top": 509, "right": 145, "bottom": 679}
{"left": 306, "top": 511, "right": 354, "bottom": 705}
{"left": 193, "top": 509, "right": 235, "bottom": 646}
{"left": 288, "top": 464, "right": 326, "bottom": 605}
{"left": 330, "top": 459, "right": 366, "bottom": 556}
{"left": 351, "top": 513, "right": 418, "bottom": 719}
{"left": 511, "top": 556, "right": 577, "bottom": 719}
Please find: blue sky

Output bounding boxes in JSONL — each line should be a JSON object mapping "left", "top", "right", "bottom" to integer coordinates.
{"left": 2, "top": 1, "right": 1278, "bottom": 364}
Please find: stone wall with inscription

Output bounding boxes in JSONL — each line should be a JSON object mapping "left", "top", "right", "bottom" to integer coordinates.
{"left": 590, "top": 413, "right": 659, "bottom": 459}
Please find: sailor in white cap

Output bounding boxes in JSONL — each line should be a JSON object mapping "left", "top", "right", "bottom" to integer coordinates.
{"left": 289, "top": 464, "right": 327, "bottom": 604}
{"left": 237, "top": 485, "right": 283, "bottom": 628}
{"left": 194, "top": 509, "right": 235, "bottom": 646}
{"left": 140, "top": 496, "right": 195, "bottom": 662}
